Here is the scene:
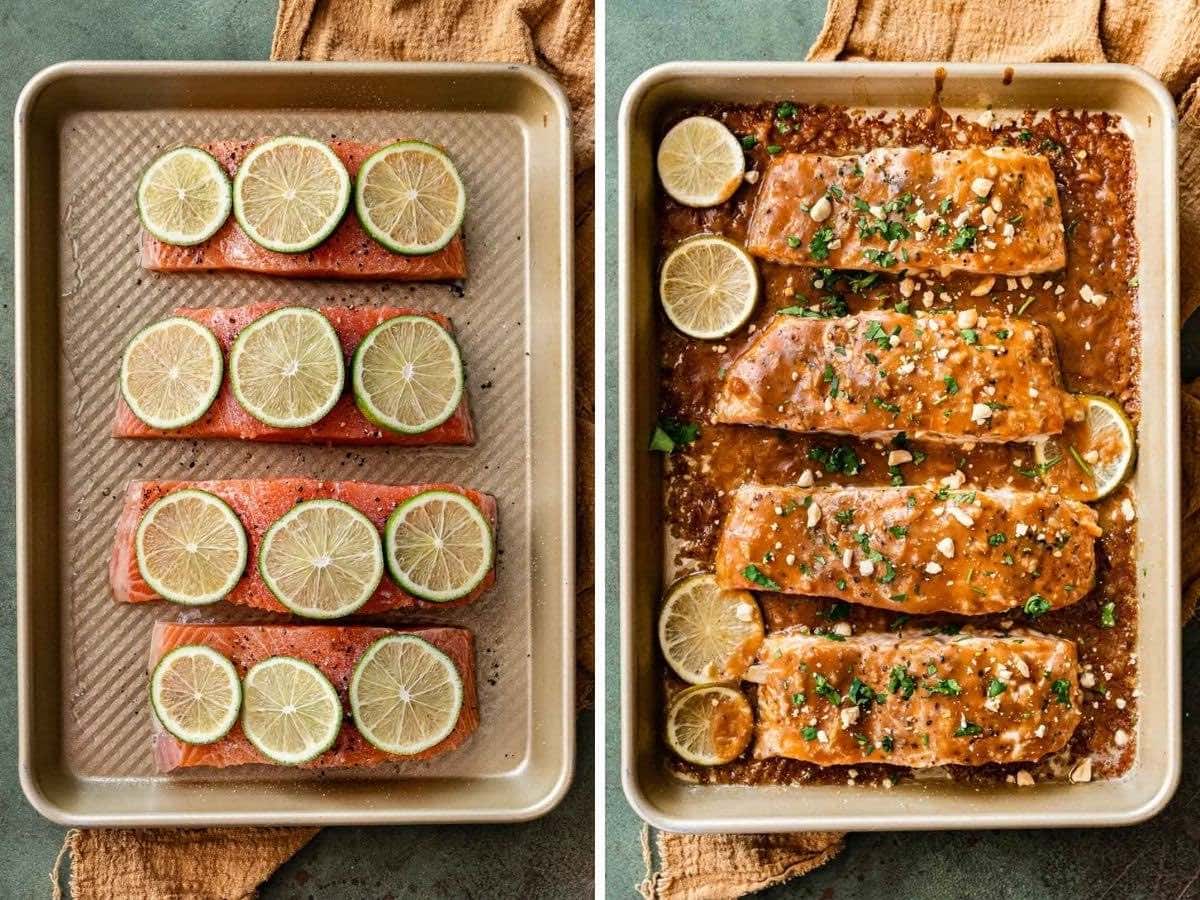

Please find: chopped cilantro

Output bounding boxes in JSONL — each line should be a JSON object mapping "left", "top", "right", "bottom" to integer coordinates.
{"left": 927, "top": 678, "right": 962, "bottom": 697}
{"left": 649, "top": 417, "right": 698, "bottom": 453}
{"left": 949, "top": 226, "right": 978, "bottom": 253}
{"left": 834, "top": 508, "right": 855, "bottom": 525}
{"left": 786, "top": 235, "right": 801, "bottom": 249}
{"left": 776, "top": 101, "right": 796, "bottom": 119}
{"left": 742, "top": 564, "right": 780, "bottom": 591}
{"left": 954, "top": 721, "right": 983, "bottom": 738}
{"left": 890, "top": 593, "right": 907, "bottom": 603}
{"left": 1024, "top": 594, "right": 1052, "bottom": 618}
{"left": 862, "top": 248, "right": 897, "bottom": 268}
{"left": 888, "top": 665, "right": 916, "bottom": 700}
{"left": 809, "top": 226, "right": 835, "bottom": 260}
{"left": 825, "top": 601, "right": 851, "bottom": 621}
{"left": 944, "top": 375, "right": 959, "bottom": 395}
{"left": 740, "top": 134, "right": 758, "bottom": 150}
{"left": 801, "top": 725, "right": 819, "bottom": 741}
{"left": 852, "top": 733, "right": 876, "bottom": 755}
{"left": 1051, "top": 679, "right": 1072, "bottom": 707}
{"left": 881, "top": 735, "right": 895, "bottom": 753}
{"left": 848, "top": 677, "right": 878, "bottom": 710}
{"left": 987, "top": 679, "right": 1007, "bottom": 698}
{"left": 822, "top": 363, "right": 839, "bottom": 398}
{"left": 1100, "top": 602, "right": 1117, "bottom": 628}
{"left": 766, "top": 144, "right": 783, "bottom": 155}
{"left": 988, "top": 532, "right": 1007, "bottom": 546}
{"left": 847, "top": 271, "right": 879, "bottom": 293}
{"left": 1018, "top": 456, "right": 1061, "bottom": 479}
{"left": 960, "top": 328, "right": 979, "bottom": 345}
{"left": 1017, "top": 129, "right": 1032, "bottom": 143}
{"left": 808, "top": 444, "right": 863, "bottom": 476}
{"left": 873, "top": 397, "right": 901, "bottom": 415}
{"left": 888, "top": 525, "right": 909, "bottom": 539}
{"left": 864, "top": 320, "right": 891, "bottom": 350}
{"left": 813, "top": 673, "right": 841, "bottom": 705}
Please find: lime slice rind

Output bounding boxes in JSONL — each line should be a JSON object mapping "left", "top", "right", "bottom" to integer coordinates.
{"left": 229, "top": 307, "right": 346, "bottom": 429}
{"left": 666, "top": 683, "right": 754, "bottom": 766}
{"left": 659, "top": 235, "right": 759, "bottom": 339}
{"left": 232, "top": 136, "right": 351, "bottom": 254}
{"left": 258, "top": 498, "right": 385, "bottom": 619}
{"left": 136, "top": 489, "right": 249, "bottom": 606}
{"left": 120, "top": 317, "right": 224, "bottom": 431}
{"left": 656, "top": 116, "right": 746, "bottom": 208}
{"left": 349, "top": 634, "right": 464, "bottom": 756}
{"left": 351, "top": 315, "right": 464, "bottom": 435}
{"left": 658, "top": 573, "right": 764, "bottom": 685}
{"left": 137, "top": 146, "right": 232, "bottom": 246}
{"left": 384, "top": 490, "right": 493, "bottom": 603}
{"left": 354, "top": 141, "right": 466, "bottom": 255}
{"left": 150, "top": 645, "right": 242, "bottom": 745}
{"left": 240, "top": 656, "right": 342, "bottom": 766}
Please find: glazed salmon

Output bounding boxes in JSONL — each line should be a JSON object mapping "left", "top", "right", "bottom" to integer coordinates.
{"left": 714, "top": 310, "right": 1068, "bottom": 444}
{"left": 715, "top": 483, "right": 1100, "bottom": 615}
{"left": 744, "top": 629, "right": 1080, "bottom": 767}
{"left": 141, "top": 139, "right": 467, "bottom": 280}
{"left": 745, "top": 147, "right": 1066, "bottom": 275}
{"left": 113, "top": 304, "right": 475, "bottom": 446}
{"left": 111, "top": 478, "right": 498, "bottom": 612}
{"left": 150, "top": 622, "right": 478, "bottom": 771}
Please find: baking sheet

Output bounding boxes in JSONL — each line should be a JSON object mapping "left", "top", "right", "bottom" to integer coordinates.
{"left": 619, "top": 61, "right": 1180, "bottom": 832}
{"left": 18, "top": 61, "right": 574, "bottom": 825}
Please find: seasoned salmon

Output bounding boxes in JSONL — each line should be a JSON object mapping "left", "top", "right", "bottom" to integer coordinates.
{"left": 714, "top": 310, "right": 1068, "bottom": 444}
{"left": 715, "top": 483, "right": 1100, "bottom": 615}
{"left": 141, "top": 139, "right": 467, "bottom": 280}
{"left": 113, "top": 304, "right": 475, "bottom": 446}
{"left": 745, "top": 147, "right": 1066, "bottom": 275}
{"left": 111, "top": 478, "right": 498, "bottom": 612}
{"left": 150, "top": 622, "right": 478, "bottom": 771}
{"left": 744, "top": 628, "right": 1080, "bottom": 767}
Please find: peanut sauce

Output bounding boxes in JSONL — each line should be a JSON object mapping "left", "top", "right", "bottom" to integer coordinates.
{"left": 658, "top": 103, "right": 1140, "bottom": 787}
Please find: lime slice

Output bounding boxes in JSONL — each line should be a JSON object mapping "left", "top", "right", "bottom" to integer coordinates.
{"left": 120, "top": 317, "right": 223, "bottom": 430}
{"left": 232, "top": 136, "right": 351, "bottom": 253}
{"left": 657, "top": 116, "right": 745, "bottom": 207}
{"left": 150, "top": 645, "right": 241, "bottom": 745}
{"left": 349, "top": 634, "right": 464, "bottom": 755}
{"left": 229, "top": 307, "right": 345, "bottom": 428}
{"left": 1034, "top": 394, "right": 1136, "bottom": 500}
{"left": 658, "top": 573, "right": 764, "bottom": 684}
{"left": 665, "top": 683, "right": 754, "bottom": 766}
{"left": 241, "top": 656, "right": 342, "bottom": 765}
{"left": 351, "top": 315, "right": 464, "bottom": 434}
{"left": 136, "top": 489, "right": 248, "bottom": 606}
{"left": 258, "top": 499, "right": 384, "bottom": 619}
{"left": 137, "top": 146, "right": 232, "bottom": 246}
{"left": 354, "top": 141, "right": 467, "bottom": 255}
{"left": 384, "top": 490, "right": 493, "bottom": 602}
{"left": 659, "top": 235, "right": 759, "bottom": 339}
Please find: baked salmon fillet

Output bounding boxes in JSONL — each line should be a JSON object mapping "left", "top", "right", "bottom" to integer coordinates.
{"left": 141, "top": 139, "right": 467, "bottom": 280}
{"left": 113, "top": 304, "right": 475, "bottom": 446}
{"left": 111, "top": 478, "right": 498, "bottom": 612}
{"left": 714, "top": 310, "right": 1067, "bottom": 444}
{"left": 743, "top": 629, "right": 1081, "bottom": 767}
{"left": 745, "top": 147, "right": 1065, "bottom": 275}
{"left": 715, "top": 484, "right": 1100, "bottom": 615}
{"left": 150, "top": 622, "right": 478, "bottom": 771}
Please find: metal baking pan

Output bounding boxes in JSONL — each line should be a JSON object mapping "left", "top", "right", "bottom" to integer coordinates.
{"left": 619, "top": 61, "right": 1180, "bottom": 831}
{"left": 16, "top": 60, "right": 575, "bottom": 826}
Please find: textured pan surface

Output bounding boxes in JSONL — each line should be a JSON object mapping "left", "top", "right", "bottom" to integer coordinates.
{"left": 17, "top": 62, "right": 574, "bottom": 825}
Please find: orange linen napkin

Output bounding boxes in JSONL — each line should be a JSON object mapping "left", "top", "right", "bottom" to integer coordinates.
{"left": 640, "top": 1, "right": 1200, "bottom": 897}
{"left": 57, "top": 2, "right": 594, "bottom": 896}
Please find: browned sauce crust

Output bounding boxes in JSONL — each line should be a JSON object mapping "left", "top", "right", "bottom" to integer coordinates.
{"left": 715, "top": 484, "right": 1099, "bottom": 615}
{"left": 657, "top": 103, "right": 1140, "bottom": 787}
{"left": 715, "top": 310, "right": 1067, "bottom": 442}
{"left": 746, "top": 148, "right": 1065, "bottom": 275}
{"left": 747, "top": 630, "right": 1080, "bottom": 767}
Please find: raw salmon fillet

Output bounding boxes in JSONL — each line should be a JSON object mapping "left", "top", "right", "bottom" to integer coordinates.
{"left": 111, "top": 477, "right": 498, "bottom": 612}
{"left": 112, "top": 304, "right": 476, "bottom": 446}
{"left": 150, "top": 622, "right": 478, "bottom": 771}
{"left": 715, "top": 484, "right": 1100, "bottom": 615}
{"left": 715, "top": 310, "right": 1068, "bottom": 444}
{"left": 744, "top": 629, "right": 1080, "bottom": 766}
{"left": 141, "top": 139, "right": 467, "bottom": 280}
{"left": 745, "top": 147, "right": 1066, "bottom": 275}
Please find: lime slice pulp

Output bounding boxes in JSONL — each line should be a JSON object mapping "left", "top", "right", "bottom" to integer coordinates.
{"left": 136, "top": 489, "right": 248, "bottom": 605}
{"left": 349, "top": 634, "right": 464, "bottom": 755}
{"left": 137, "top": 146, "right": 232, "bottom": 246}
{"left": 351, "top": 315, "right": 464, "bottom": 434}
{"left": 665, "top": 683, "right": 754, "bottom": 766}
{"left": 150, "top": 645, "right": 241, "bottom": 745}
{"left": 384, "top": 490, "right": 493, "bottom": 602}
{"left": 354, "top": 140, "right": 466, "bottom": 255}
{"left": 659, "top": 235, "right": 759, "bottom": 339}
{"left": 658, "top": 573, "right": 764, "bottom": 684}
{"left": 656, "top": 116, "right": 746, "bottom": 208}
{"left": 120, "top": 317, "right": 223, "bottom": 430}
{"left": 241, "top": 656, "right": 342, "bottom": 765}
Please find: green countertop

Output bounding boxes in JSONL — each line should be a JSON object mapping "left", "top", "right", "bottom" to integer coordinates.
{"left": 603, "top": 2, "right": 1200, "bottom": 897}
{"left": 0, "top": 2, "right": 592, "bottom": 896}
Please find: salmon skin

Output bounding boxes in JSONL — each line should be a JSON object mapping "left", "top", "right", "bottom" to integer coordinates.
{"left": 141, "top": 139, "right": 467, "bottom": 281}
{"left": 111, "top": 478, "right": 498, "bottom": 613}
{"left": 715, "top": 310, "right": 1067, "bottom": 444}
{"left": 150, "top": 622, "right": 478, "bottom": 772}
{"left": 744, "top": 629, "right": 1080, "bottom": 767}
{"left": 745, "top": 147, "right": 1066, "bottom": 276}
{"left": 715, "top": 483, "right": 1100, "bottom": 615}
{"left": 113, "top": 304, "right": 475, "bottom": 446}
